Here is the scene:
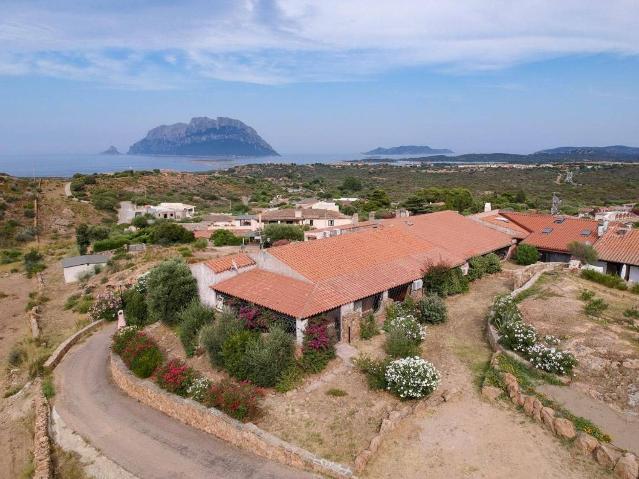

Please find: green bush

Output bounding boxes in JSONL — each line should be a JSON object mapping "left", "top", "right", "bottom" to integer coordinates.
{"left": 118, "top": 331, "right": 162, "bottom": 378}
{"left": 93, "top": 236, "right": 130, "bottom": 252}
{"left": 263, "top": 224, "right": 304, "bottom": 244}
{"left": 178, "top": 300, "right": 213, "bottom": 356}
{"left": 242, "top": 326, "right": 295, "bottom": 387}
{"left": 221, "top": 330, "right": 258, "bottom": 380}
{"left": 156, "top": 358, "right": 196, "bottom": 396}
{"left": 623, "top": 307, "right": 639, "bottom": 319}
{"left": 201, "top": 309, "right": 243, "bottom": 367}
{"left": 584, "top": 297, "right": 608, "bottom": 317}
{"left": 359, "top": 313, "right": 379, "bottom": 340}
{"left": 42, "top": 376, "right": 55, "bottom": 399}
{"left": 630, "top": 283, "right": 639, "bottom": 295}
{"left": 579, "top": 290, "right": 595, "bottom": 301}
{"left": 385, "top": 328, "right": 421, "bottom": 358}
{"left": 212, "top": 229, "right": 242, "bottom": 246}
{"left": 192, "top": 238, "right": 208, "bottom": 250}
{"left": 416, "top": 294, "right": 447, "bottom": 324}
{"left": 122, "top": 287, "right": 148, "bottom": 326}
{"left": 580, "top": 269, "right": 628, "bottom": 291}
{"left": 149, "top": 222, "right": 194, "bottom": 245}
{"left": 422, "top": 263, "right": 468, "bottom": 296}
{"left": 568, "top": 241, "right": 598, "bottom": 265}
{"left": 299, "top": 348, "right": 335, "bottom": 373}
{"left": 146, "top": 259, "right": 198, "bottom": 325}
{"left": 274, "top": 365, "right": 303, "bottom": 393}
{"left": 467, "top": 255, "right": 488, "bottom": 281}
{"left": 23, "top": 249, "right": 45, "bottom": 277}
{"left": 354, "top": 354, "right": 390, "bottom": 390}
{"left": 484, "top": 253, "right": 502, "bottom": 273}
{"left": 514, "top": 244, "right": 539, "bottom": 265}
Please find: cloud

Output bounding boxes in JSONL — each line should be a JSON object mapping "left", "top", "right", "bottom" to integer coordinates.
{"left": 1, "top": 0, "right": 638, "bottom": 88}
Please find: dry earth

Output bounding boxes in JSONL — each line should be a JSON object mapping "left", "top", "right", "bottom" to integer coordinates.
{"left": 363, "top": 273, "right": 609, "bottom": 479}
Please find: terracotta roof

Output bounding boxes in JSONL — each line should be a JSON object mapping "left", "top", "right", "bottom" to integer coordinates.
{"left": 595, "top": 226, "right": 639, "bottom": 266}
{"left": 470, "top": 211, "right": 530, "bottom": 239}
{"left": 261, "top": 208, "right": 347, "bottom": 221}
{"left": 501, "top": 212, "right": 598, "bottom": 253}
{"left": 203, "top": 213, "right": 233, "bottom": 223}
{"left": 204, "top": 254, "right": 255, "bottom": 274}
{"left": 381, "top": 210, "right": 514, "bottom": 258}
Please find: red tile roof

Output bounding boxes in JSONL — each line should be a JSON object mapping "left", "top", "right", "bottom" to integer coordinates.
{"left": 595, "top": 226, "right": 639, "bottom": 266}
{"left": 204, "top": 254, "right": 255, "bottom": 274}
{"left": 470, "top": 211, "right": 530, "bottom": 239}
{"left": 501, "top": 212, "right": 598, "bottom": 254}
{"left": 261, "top": 208, "right": 347, "bottom": 221}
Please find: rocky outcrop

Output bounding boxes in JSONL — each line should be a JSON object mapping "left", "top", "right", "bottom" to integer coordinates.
{"left": 364, "top": 145, "right": 453, "bottom": 156}
{"left": 128, "top": 116, "right": 278, "bottom": 157}
{"left": 100, "top": 146, "right": 121, "bottom": 155}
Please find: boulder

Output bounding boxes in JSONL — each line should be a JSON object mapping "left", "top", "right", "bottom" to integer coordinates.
{"left": 532, "top": 399, "right": 542, "bottom": 422}
{"left": 553, "top": 418, "right": 576, "bottom": 439}
{"left": 368, "top": 435, "right": 382, "bottom": 454}
{"left": 523, "top": 395, "right": 535, "bottom": 415}
{"left": 516, "top": 392, "right": 526, "bottom": 407}
{"left": 595, "top": 444, "right": 622, "bottom": 470}
{"left": 502, "top": 373, "right": 518, "bottom": 390}
{"left": 354, "top": 450, "right": 373, "bottom": 472}
{"left": 573, "top": 432, "right": 599, "bottom": 456}
{"left": 540, "top": 407, "right": 555, "bottom": 433}
{"left": 614, "top": 453, "right": 638, "bottom": 479}
{"left": 481, "top": 385, "right": 502, "bottom": 401}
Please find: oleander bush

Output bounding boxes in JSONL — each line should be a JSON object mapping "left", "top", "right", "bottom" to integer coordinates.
{"left": 488, "top": 294, "right": 523, "bottom": 330}
{"left": 89, "top": 291, "right": 123, "bottom": 321}
{"left": 416, "top": 294, "right": 447, "bottom": 324}
{"left": 112, "top": 325, "right": 140, "bottom": 355}
{"left": 202, "top": 379, "right": 263, "bottom": 422}
{"left": 117, "top": 330, "right": 163, "bottom": 378}
{"left": 526, "top": 344, "right": 577, "bottom": 375}
{"left": 385, "top": 357, "right": 440, "bottom": 399}
{"left": 384, "top": 314, "right": 425, "bottom": 358}
{"left": 178, "top": 300, "right": 213, "bottom": 356}
{"left": 156, "top": 358, "right": 196, "bottom": 396}
{"left": 186, "top": 377, "right": 212, "bottom": 402}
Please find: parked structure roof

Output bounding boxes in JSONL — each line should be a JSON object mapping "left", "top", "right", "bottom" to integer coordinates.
{"left": 204, "top": 254, "right": 255, "bottom": 274}
{"left": 61, "top": 254, "right": 109, "bottom": 268}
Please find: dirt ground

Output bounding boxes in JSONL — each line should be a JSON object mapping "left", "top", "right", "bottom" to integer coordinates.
{"left": 363, "top": 272, "right": 609, "bottom": 479}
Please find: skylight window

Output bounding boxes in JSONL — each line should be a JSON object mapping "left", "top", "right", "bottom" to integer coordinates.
{"left": 542, "top": 227, "right": 553, "bottom": 234}
{"left": 580, "top": 229, "right": 591, "bottom": 236}
{"left": 554, "top": 217, "right": 565, "bottom": 224}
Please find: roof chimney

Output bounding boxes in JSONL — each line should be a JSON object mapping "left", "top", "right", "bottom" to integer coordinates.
{"left": 597, "top": 219, "right": 609, "bottom": 237}
{"left": 484, "top": 202, "right": 492, "bottom": 212}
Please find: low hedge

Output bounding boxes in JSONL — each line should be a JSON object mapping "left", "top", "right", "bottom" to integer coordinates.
{"left": 114, "top": 328, "right": 163, "bottom": 378}
{"left": 580, "top": 268, "right": 634, "bottom": 292}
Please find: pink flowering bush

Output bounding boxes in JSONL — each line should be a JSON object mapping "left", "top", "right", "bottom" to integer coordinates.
{"left": 202, "top": 379, "right": 264, "bottom": 422}
{"left": 300, "top": 316, "right": 335, "bottom": 373}
{"left": 239, "top": 306, "right": 269, "bottom": 331}
{"left": 89, "top": 290, "right": 122, "bottom": 321}
{"left": 156, "top": 358, "right": 196, "bottom": 396}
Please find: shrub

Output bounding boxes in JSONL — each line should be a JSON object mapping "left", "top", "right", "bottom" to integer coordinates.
{"left": 112, "top": 325, "right": 140, "bottom": 355}
{"left": 385, "top": 357, "right": 440, "bottom": 399}
{"left": 467, "top": 255, "right": 488, "bottom": 281}
{"left": 274, "top": 365, "right": 303, "bottom": 393}
{"left": 499, "top": 321, "right": 538, "bottom": 353}
{"left": 156, "top": 359, "right": 196, "bottom": 396}
{"left": 239, "top": 306, "right": 269, "bottom": 331}
{"left": 514, "top": 244, "right": 539, "bottom": 265}
{"left": 178, "top": 300, "right": 213, "bottom": 356}
{"left": 202, "top": 379, "right": 263, "bottom": 422}
{"left": 93, "top": 236, "right": 130, "bottom": 252}
{"left": 354, "top": 354, "right": 390, "bottom": 390}
{"left": 221, "top": 330, "right": 258, "bottom": 380}
{"left": 242, "top": 326, "right": 295, "bottom": 387}
{"left": 23, "top": 249, "right": 45, "bottom": 277}
{"left": 584, "top": 297, "right": 608, "bottom": 317}
{"left": 488, "top": 295, "right": 523, "bottom": 330}
{"left": 120, "top": 332, "right": 162, "bottom": 378}
{"left": 8, "top": 346, "right": 25, "bottom": 366}
{"left": 201, "top": 309, "right": 243, "bottom": 367}
{"left": 526, "top": 344, "right": 577, "bottom": 375}
{"left": 631, "top": 283, "right": 639, "bottom": 294}
{"left": 326, "top": 388, "right": 347, "bottom": 397}
{"left": 300, "top": 316, "right": 336, "bottom": 373}
{"left": 42, "top": 377, "right": 55, "bottom": 399}
{"left": 484, "top": 253, "right": 502, "bottom": 273}
{"left": 299, "top": 348, "right": 335, "bottom": 373}
{"left": 122, "top": 287, "right": 148, "bottom": 326}
{"left": 568, "top": 241, "right": 598, "bottom": 265}
{"left": 580, "top": 269, "right": 628, "bottom": 291}
{"left": 385, "top": 329, "right": 421, "bottom": 358}
{"left": 359, "top": 313, "right": 379, "bottom": 340}
{"left": 89, "top": 291, "right": 122, "bottom": 321}
{"left": 416, "top": 294, "right": 447, "bottom": 324}
{"left": 385, "top": 315, "right": 425, "bottom": 343}
{"left": 146, "top": 259, "right": 198, "bottom": 325}
{"left": 192, "top": 238, "right": 208, "bottom": 250}
{"left": 263, "top": 224, "right": 304, "bottom": 244}
{"left": 623, "top": 307, "right": 639, "bottom": 319}
{"left": 211, "top": 229, "right": 242, "bottom": 246}
{"left": 579, "top": 290, "right": 595, "bottom": 301}
{"left": 187, "top": 377, "right": 213, "bottom": 402}
{"left": 384, "top": 298, "right": 417, "bottom": 323}
{"left": 422, "top": 263, "right": 468, "bottom": 296}
{"left": 149, "top": 222, "right": 194, "bottom": 245}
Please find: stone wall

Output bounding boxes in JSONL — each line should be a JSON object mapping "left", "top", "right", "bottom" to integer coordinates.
{"left": 110, "top": 353, "right": 353, "bottom": 479}
{"left": 509, "top": 262, "right": 565, "bottom": 291}
{"left": 44, "top": 319, "right": 104, "bottom": 370}
{"left": 33, "top": 379, "right": 51, "bottom": 479}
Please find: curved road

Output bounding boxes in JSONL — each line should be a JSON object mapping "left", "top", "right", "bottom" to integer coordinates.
{"left": 54, "top": 324, "right": 317, "bottom": 479}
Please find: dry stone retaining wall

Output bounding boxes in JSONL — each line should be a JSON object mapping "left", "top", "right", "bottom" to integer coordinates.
{"left": 110, "top": 353, "right": 354, "bottom": 479}
{"left": 33, "top": 379, "right": 51, "bottom": 479}
{"left": 44, "top": 319, "right": 104, "bottom": 370}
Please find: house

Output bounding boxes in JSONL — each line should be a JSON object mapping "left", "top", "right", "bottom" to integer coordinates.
{"left": 497, "top": 212, "right": 599, "bottom": 262}
{"left": 118, "top": 201, "right": 195, "bottom": 224}
{"left": 295, "top": 199, "right": 340, "bottom": 212}
{"left": 194, "top": 210, "right": 513, "bottom": 344}
{"left": 260, "top": 208, "right": 352, "bottom": 229}
{"left": 61, "top": 254, "right": 109, "bottom": 283}
{"left": 190, "top": 254, "right": 256, "bottom": 307}
{"left": 593, "top": 224, "right": 639, "bottom": 282}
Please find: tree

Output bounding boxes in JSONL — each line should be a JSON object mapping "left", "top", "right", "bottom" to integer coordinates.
{"left": 568, "top": 241, "right": 598, "bottom": 265}
{"left": 123, "top": 287, "right": 148, "bottom": 326}
{"left": 444, "top": 188, "right": 474, "bottom": 213}
{"left": 263, "top": 224, "right": 304, "bottom": 244}
{"left": 149, "top": 222, "right": 194, "bottom": 245}
{"left": 402, "top": 195, "right": 435, "bottom": 215}
{"left": 340, "top": 176, "right": 362, "bottom": 192}
{"left": 146, "top": 259, "right": 198, "bottom": 325}
{"left": 76, "top": 224, "right": 90, "bottom": 255}
{"left": 178, "top": 299, "right": 213, "bottom": 356}
{"left": 365, "top": 189, "right": 391, "bottom": 211}
{"left": 513, "top": 244, "right": 539, "bottom": 265}
{"left": 212, "top": 229, "right": 242, "bottom": 246}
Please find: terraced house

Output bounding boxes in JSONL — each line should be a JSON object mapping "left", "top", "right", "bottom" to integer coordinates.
{"left": 191, "top": 211, "right": 514, "bottom": 344}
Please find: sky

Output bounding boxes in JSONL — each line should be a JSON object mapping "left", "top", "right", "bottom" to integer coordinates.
{"left": 1, "top": 0, "right": 638, "bottom": 155}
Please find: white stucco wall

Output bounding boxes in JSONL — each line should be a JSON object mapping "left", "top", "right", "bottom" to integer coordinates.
{"left": 63, "top": 263, "right": 106, "bottom": 283}
{"left": 629, "top": 265, "right": 639, "bottom": 283}
{"left": 190, "top": 262, "right": 257, "bottom": 308}
{"left": 252, "top": 251, "right": 311, "bottom": 282}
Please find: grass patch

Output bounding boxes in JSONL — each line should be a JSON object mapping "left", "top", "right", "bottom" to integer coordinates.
{"left": 513, "top": 272, "right": 555, "bottom": 303}
{"left": 584, "top": 297, "right": 608, "bottom": 317}
{"left": 42, "top": 376, "right": 55, "bottom": 399}
{"left": 497, "top": 353, "right": 564, "bottom": 390}
{"left": 3, "top": 385, "right": 23, "bottom": 398}
{"left": 52, "top": 445, "right": 89, "bottom": 479}
{"left": 326, "top": 388, "right": 348, "bottom": 397}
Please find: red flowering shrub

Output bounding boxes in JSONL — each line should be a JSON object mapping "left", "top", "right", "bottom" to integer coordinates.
{"left": 202, "top": 379, "right": 263, "bottom": 422}
{"left": 300, "top": 316, "right": 336, "bottom": 373}
{"left": 239, "top": 306, "right": 270, "bottom": 331}
{"left": 119, "top": 332, "right": 163, "bottom": 378}
{"left": 156, "top": 358, "right": 196, "bottom": 396}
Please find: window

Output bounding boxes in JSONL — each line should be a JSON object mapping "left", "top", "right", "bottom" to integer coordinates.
{"left": 580, "top": 229, "right": 591, "bottom": 236}
{"left": 554, "top": 217, "right": 565, "bottom": 224}
{"left": 542, "top": 227, "right": 553, "bottom": 234}
{"left": 309, "top": 219, "right": 314, "bottom": 226}
{"left": 328, "top": 220, "right": 335, "bottom": 226}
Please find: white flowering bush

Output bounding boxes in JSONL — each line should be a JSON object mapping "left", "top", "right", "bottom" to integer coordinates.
{"left": 385, "top": 357, "right": 440, "bottom": 399}
{"left": 89, "top": 290, "right": 123, "bottom": 321}
{"left": 489, "top": 294, "right": 523, "bottom": 329}
{"left": 187, "top": 377, "right": 212, "bottom": 402}
{"left": 499, "top": 321, "right": 537, "bottom": 353}
{"left": 386, "top": 314, "right": 426, "bottom": 342}
{"left": 527, "top": 344, "right": 577, "bottom": 375}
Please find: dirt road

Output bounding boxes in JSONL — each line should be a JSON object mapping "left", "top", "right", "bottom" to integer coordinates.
{"left": 54, "top": 324, "right": 317, "bottom": 479}
{"left": 363, "top": 273, "right": 607, "bottom": 479}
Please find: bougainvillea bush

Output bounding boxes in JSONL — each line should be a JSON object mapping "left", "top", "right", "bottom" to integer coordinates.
{"left": 156, "top": 358, "right": 196, "bottom": 396}
{"left": 89, "top": 290, "right": 122, "bottom": 321}
{"left": 385, "top": 357, "right": 440, "bottom": 399}
{"left": 202, "top": 379, "right": 264, "bottom": 422}
{"left": 115, "top": 330, "right": 163, "bottom": 378}
{"left": 300, "top": 316, "right": 336, "bottom": 373}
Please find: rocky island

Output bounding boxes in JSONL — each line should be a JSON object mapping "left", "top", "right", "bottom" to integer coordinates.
{"left": 128, "top": 116, "right": 279, "bottom": 157}
{"left": 364, "top": 145, "right": 453, "bottom": 155}
{"left": 100, "top": 145, "right": 121, "bottom": 155}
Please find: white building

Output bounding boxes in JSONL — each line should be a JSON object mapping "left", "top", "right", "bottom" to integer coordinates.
{"left": 118, "top": 201, "right": 195, "bottom": 224}
{"left": 61, "top": 254, "right": 109, "bottom": 283}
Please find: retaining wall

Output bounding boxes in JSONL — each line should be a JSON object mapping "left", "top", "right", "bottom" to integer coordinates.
{"left": 109, "top": 353, "right": 353, "bottom": 479}
{"left": 33, "top": 379, "right": 51, "bottom": 479}
{"left": 44, "top": 319, "right": 104, "bottom": 370}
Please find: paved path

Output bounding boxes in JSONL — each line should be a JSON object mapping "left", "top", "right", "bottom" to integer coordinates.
{"left": 54, "top": 324, "right": 317, "bottom": 479}
{"left": 64, "top": 181, "right": 72, "bottom": 197}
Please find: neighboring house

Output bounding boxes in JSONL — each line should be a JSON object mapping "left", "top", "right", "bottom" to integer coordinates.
{"left": 61, "top": 254, "right": 108, "bottom": 283}
{"left": 193, "top": 210, "right": 513, "bottom": 344}
{"left": 118, "top": 201, "right": 195, "bottom": 224}
{"left": 260, "top": 208, "right": 351, "bottom": 229}
{"left": 304, "top": 219, "right": 379, "bottom": 240}
{"left": 189, "top": 254, "right": 256, "bottom": 308}
{"left": 499, "top": 212, "right": 599, "bottom": 263}
{"left": 295, "top": 199, "right": 340, "bottom": 212}
{"left": 593, "top": 224, "right": 639, "bottom": 282}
